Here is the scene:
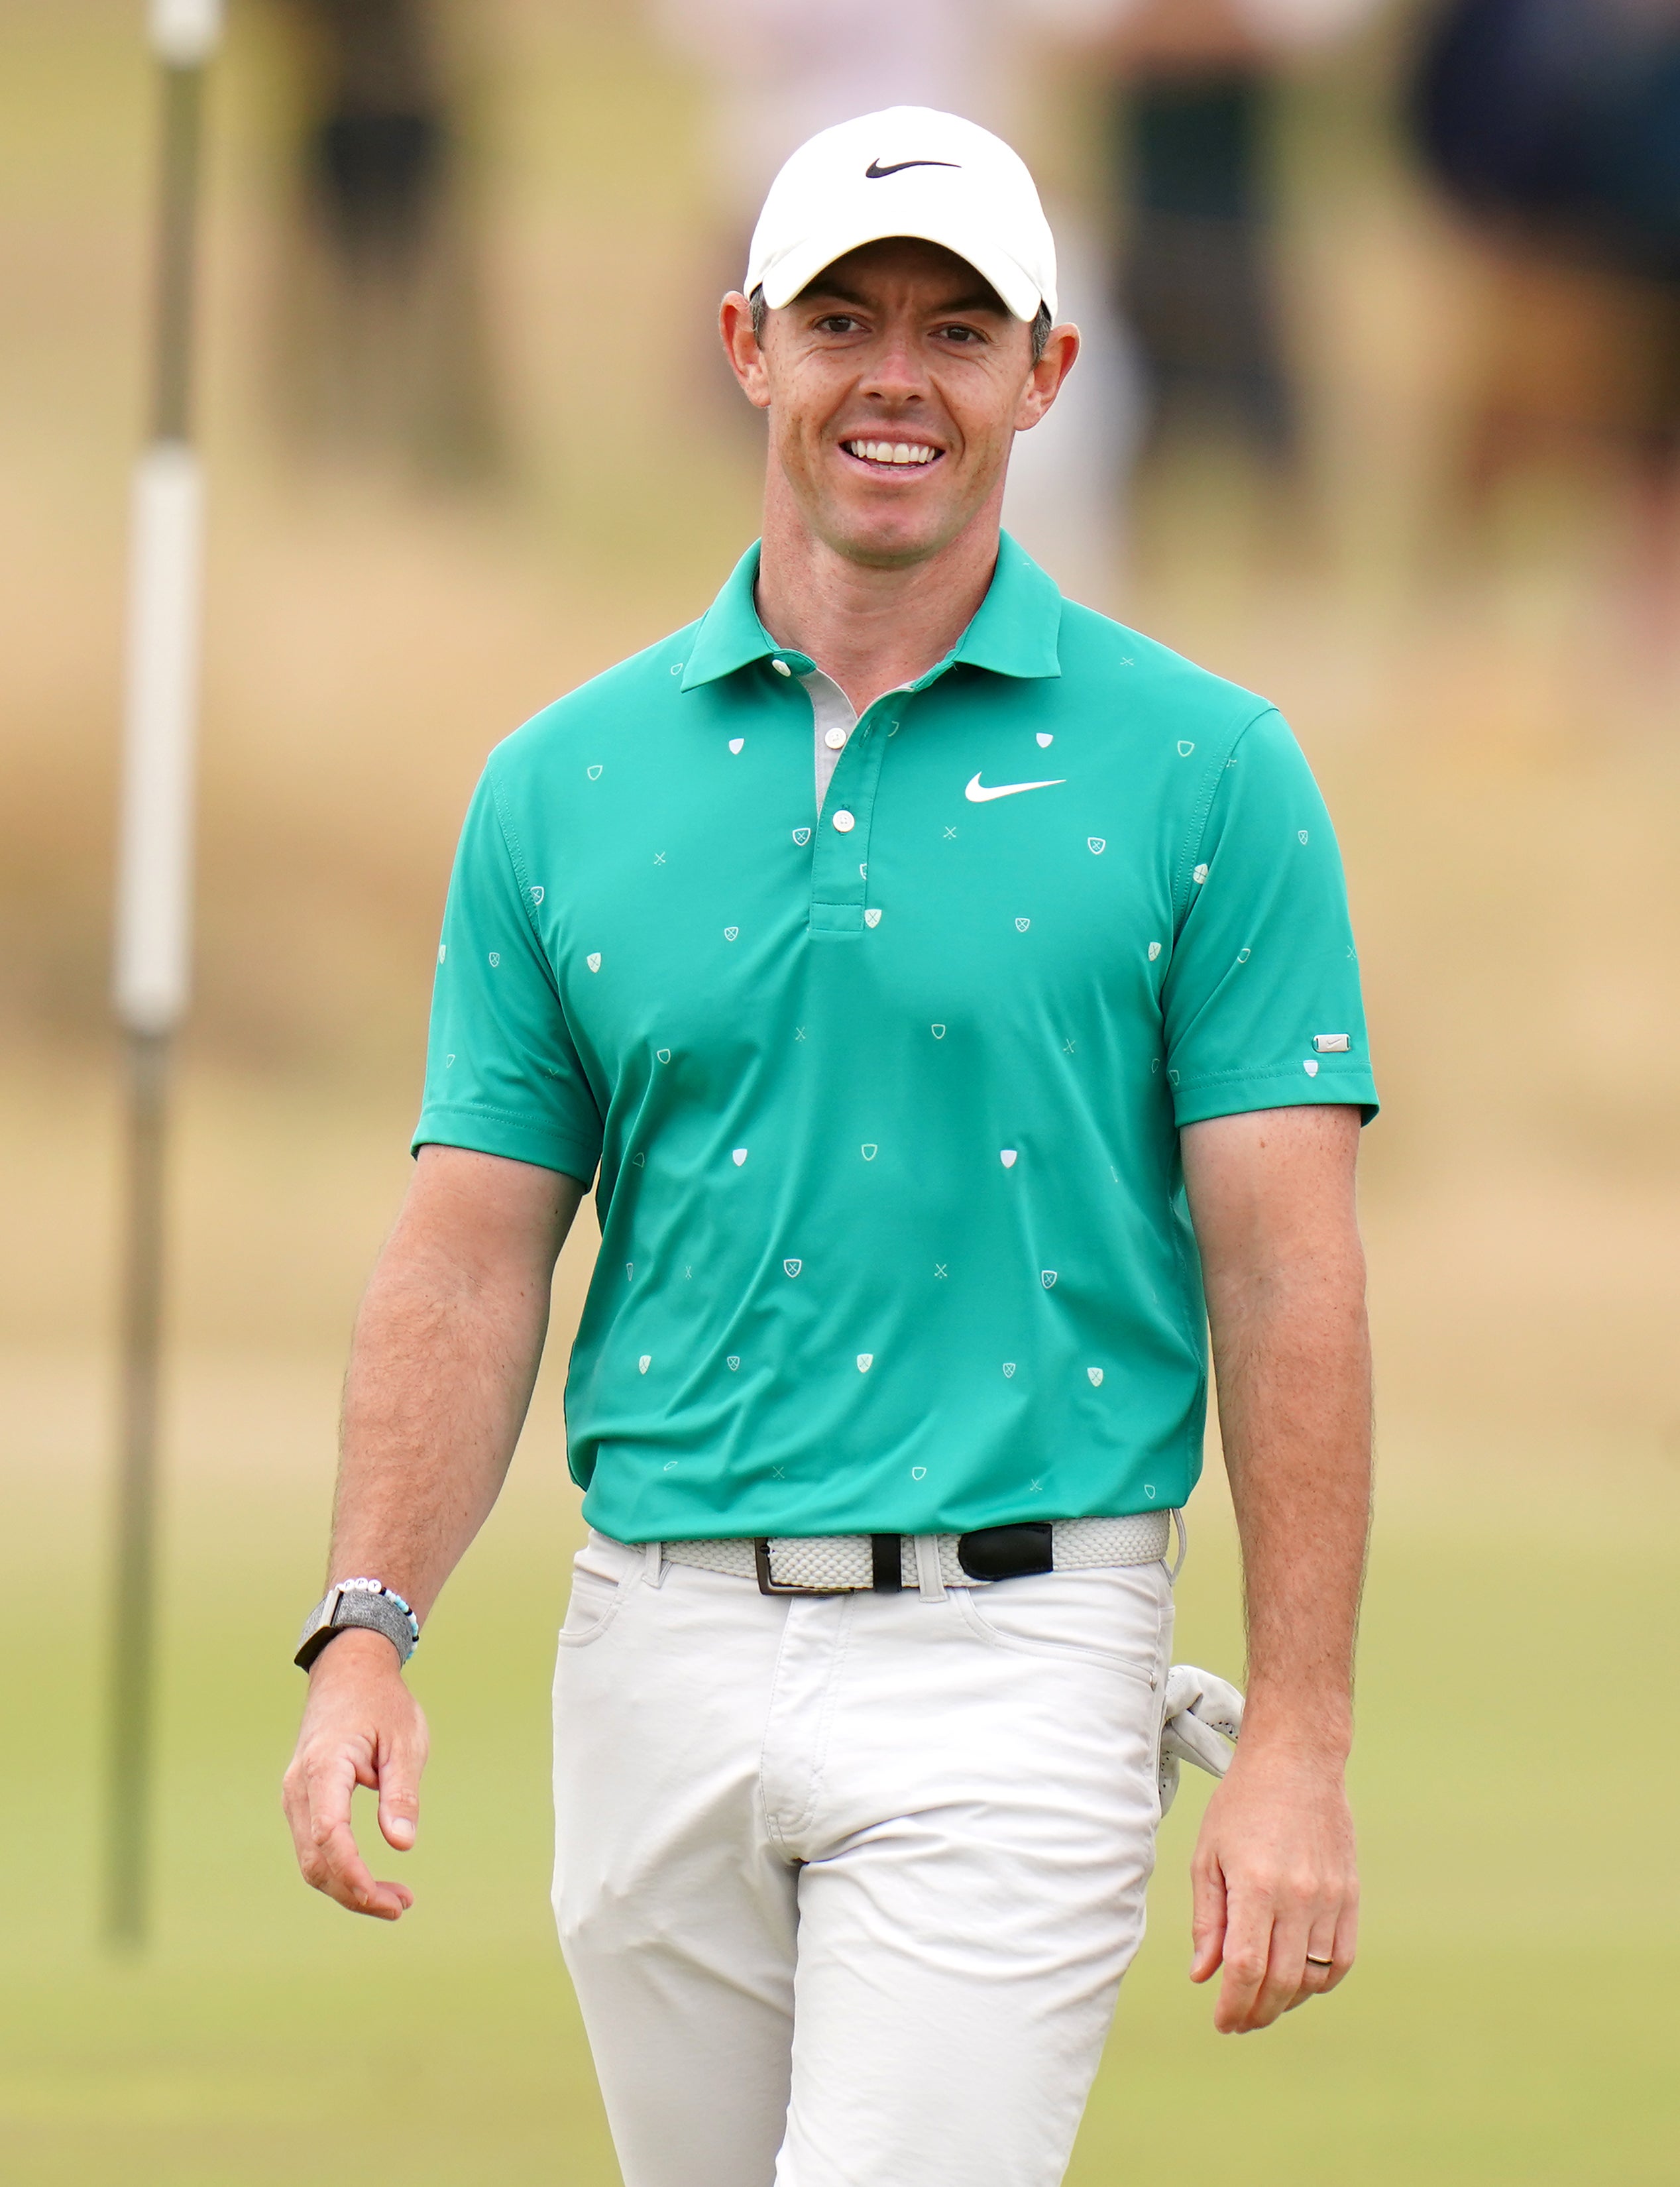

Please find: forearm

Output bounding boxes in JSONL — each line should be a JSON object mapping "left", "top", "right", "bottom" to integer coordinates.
{"left": 324, "top": 1147, "right": 582, "bottom": 1622}
{"left": 327, "top": 1259, "right": 545, "bottom": 1620}
{"left": 1184, "top": 1104, "right": 1372, "bottom": 1761}
{"left": 1210, "top": 1262, "right": 1371, "bottom": 1760}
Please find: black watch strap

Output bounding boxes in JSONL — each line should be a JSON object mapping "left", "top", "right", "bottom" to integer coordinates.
{"left": 295, "top": 1579, "right": 420, "bottom": 1671}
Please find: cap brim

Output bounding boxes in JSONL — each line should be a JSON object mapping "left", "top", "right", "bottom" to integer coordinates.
{"left": 756, "top": 213, "right": 1047, "bottom": 323}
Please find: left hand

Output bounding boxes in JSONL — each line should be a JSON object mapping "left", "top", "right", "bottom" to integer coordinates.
{"left": 1188, "top": 1740, "right": 1359, "bottom": 2033}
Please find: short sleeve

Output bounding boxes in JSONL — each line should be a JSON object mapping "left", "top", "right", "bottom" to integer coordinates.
{"left": 1160, "top": 707, "right": 1378, "bottom": 1127}
{"left": 412, "top": 761, "right": 604, "bottom": 1182}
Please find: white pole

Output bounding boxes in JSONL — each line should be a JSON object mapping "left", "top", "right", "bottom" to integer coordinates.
{"left": 107, "top": 0, "right": 223, "bottom": 1951}
{"left": 115, "top": 441, "right": 203, "bottom": 1037}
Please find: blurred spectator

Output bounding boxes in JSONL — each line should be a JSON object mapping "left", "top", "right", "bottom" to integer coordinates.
{"left": 1410, "top": 0, "right": 1680, "bottom": 623}
{"left": 1098, "top": 1, "right": 1386, "bottom": 463}
{"left": 1414, "top": 0, "right": 1680, "bottom": 282}
{"left": 649, "top": 0, "right": 1139, "bottom": 606}
{"left": 649, "top": 0, "right": 1134, "bottom": 226}
{"left": 305, "top": 0, "right": 447, "bottom": 268}
{"left": 268, "top": 0, "right": 497, "bottom": 474}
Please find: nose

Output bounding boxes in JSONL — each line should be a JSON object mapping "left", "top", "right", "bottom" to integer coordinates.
{"left": 857, "top": 325, "right": 926, "bottom": 408}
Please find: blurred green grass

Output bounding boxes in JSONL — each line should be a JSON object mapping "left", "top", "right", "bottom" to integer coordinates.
{"left": 5, "top": 1339, "right": 1675, "bottom": 2184}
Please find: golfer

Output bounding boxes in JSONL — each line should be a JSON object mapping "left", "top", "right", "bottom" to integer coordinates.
{"left": 284, "top": 107, "right": 1376, "bottom": 2187}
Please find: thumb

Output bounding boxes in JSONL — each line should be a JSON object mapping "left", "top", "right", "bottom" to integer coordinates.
{"left": 377, "top": 1730, "right": 424, "bottom": 1852}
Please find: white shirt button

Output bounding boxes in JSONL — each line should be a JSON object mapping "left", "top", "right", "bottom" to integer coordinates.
{"left": 771, "top": 658, "right": 792, "bottom": 677}
{"left": 823, "top": 726, "right": 849, "bottom": 751}
{"left": 832, "top": 809, "right": 856, "bottom": 833}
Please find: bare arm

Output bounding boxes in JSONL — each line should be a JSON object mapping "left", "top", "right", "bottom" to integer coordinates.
{"left": 282, "top": 1145, "right": 585, "bottom": 1919}
{"left": 1180, "top": 1103, "right": 1371, "bottom": 2032}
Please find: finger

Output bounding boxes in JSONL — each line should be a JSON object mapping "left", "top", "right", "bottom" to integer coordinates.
{"left": 1321, "top": 1890, "right": 1359, "bottom": 1992}
{"left": 1259, "top": 1885, "right": 1347, "bottom": 2027}
{"left": 308, "top": 1809, "right": 388, "bottom": 1915}
{"left": 376, "top": 1724, "right": 426, "bottom": 1852}
{"left": 1188, "top": 1850, "right": 1228, "bottom": 1986}
{"left": 1286, "top": 1889, "right": 1360, "bottom": 2011}
{"left": 1213, "top": 1901, "right": 1274, "bottom": 2033}
{"left": 300, "top": 1742, "right": 378, "bottom": 1906}
{"left": 1249, "top": 1909, "right": 1317, "bottom": 2027}
{"left": 282, "top": 1744, "right": 350, "bottom": 1879}
{"left": 298, "top": 1748, "right": 412, "bottom": 1920}
{"left": 1284, "top": 1920, "right": 1339, "bottom": 2011}
{"left": 1297, "top": 1902, "right": 1359, "bottom": 2001}
{"left": 308, "top": 1811, "right": 414, "bottom": 1920}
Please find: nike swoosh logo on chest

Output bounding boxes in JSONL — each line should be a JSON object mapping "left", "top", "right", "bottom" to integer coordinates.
{"left": 964, "top": 772, "right": 1067, "bottom": 803}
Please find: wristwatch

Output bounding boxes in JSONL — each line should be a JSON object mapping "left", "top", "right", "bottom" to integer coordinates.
{"left": 294, "top": 1577, "right": 420, "bottom": 1671}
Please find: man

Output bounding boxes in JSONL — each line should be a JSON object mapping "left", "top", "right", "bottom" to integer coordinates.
{"left": 284, "top": 107, "right": 1376, "bottom": 2187}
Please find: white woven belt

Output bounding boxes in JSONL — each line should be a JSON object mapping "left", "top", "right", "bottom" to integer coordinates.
{"left": 659, "top": 1511, "right": 1176, "bottom": 1592}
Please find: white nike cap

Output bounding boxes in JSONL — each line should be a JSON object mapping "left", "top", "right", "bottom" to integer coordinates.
{"left": 745, "top": 107, "right": 1058, "bottom": 325}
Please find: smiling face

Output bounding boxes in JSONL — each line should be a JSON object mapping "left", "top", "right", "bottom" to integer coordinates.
{"left": 722, "top": 237, "right": 1077, "bottom": 573}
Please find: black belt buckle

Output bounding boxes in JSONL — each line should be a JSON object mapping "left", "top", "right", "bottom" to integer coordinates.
{"left": 956, "top": 1521, "right": 1054, "bottom": 1583}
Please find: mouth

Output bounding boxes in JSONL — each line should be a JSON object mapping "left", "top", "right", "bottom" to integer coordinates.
{"left": 838, "top": 437, "right": 945, "bottom": 475}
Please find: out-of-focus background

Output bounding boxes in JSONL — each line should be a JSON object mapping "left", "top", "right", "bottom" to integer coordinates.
{"left": 5, "top": 1, "right": 1677, "bottom": 2180}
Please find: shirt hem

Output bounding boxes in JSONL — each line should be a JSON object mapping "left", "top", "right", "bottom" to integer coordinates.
{"left": 579, "top": 1492, "right": 1196, "bottom": 1543}
{"left": 412, "top": 1105, "right": 600, "bottom": 1182}
{"left": 1170, "top": 1067, "right": 1378, "bottom": 1127}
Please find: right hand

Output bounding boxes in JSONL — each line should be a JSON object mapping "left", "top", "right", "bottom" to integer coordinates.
{"left": 282, "top": 1628, "right": 429, "bottom": 1919}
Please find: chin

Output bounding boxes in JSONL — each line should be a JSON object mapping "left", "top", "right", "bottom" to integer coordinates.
{"left": 824, "top": 498, "right": 964, "bottom": 569}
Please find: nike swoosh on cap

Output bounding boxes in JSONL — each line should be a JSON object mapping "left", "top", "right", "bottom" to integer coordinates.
{"left": 964, "top": 772, "right": 1066, "bottom": 803}
{"left": 865, "top": 158, "right": 960, "bottom": 180}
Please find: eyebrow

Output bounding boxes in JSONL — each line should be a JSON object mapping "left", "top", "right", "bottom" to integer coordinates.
{"left": 801, "top": 278, "right": 1008, "bottom": 318}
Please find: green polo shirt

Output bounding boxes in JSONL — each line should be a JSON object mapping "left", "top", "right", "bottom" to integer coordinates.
{"left": 415, "top": 534, "right": 1376, "bottom": 1542}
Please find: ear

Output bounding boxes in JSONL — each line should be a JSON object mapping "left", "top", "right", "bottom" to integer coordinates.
{"left": 1013, "top": 323, "right": 1080, "bottom": 433}
{"left": 720, "top": 291, "right": 773, "bottom": 412}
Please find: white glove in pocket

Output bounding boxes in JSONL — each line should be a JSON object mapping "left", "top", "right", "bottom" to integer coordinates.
{"left": 1158, "top": 1663, "right": 1245, "bottom": 1816}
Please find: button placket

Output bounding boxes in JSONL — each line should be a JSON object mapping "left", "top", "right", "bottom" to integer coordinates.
{"left": 808, "top": 702, "right": 891, "bottom": 938}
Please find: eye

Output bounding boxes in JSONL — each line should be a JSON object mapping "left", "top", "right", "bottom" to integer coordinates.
{"left": 813, "top": 313, "right": 863, "bottom": 335}
{"left": 936, "top": 323, "right": 988, "bottom": 346}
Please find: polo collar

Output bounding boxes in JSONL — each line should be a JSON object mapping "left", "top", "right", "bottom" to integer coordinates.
{"left": 679, "top": 531, "right": 1063, "bottom": 695}
{"left": 947, "top": 532, "right": 1064, "bottom": 682}
{"left": 679, "top": 543, "right": 778, "bottom": 690}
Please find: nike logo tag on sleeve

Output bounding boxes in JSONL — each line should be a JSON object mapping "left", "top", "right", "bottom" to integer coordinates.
{"left": 964, "top": 772, "right": 1067, "bottom": 802}
{"left": 865, "top": 158, "right": 960, "bottom": 179}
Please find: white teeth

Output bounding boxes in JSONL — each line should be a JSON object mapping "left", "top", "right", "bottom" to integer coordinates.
{"left": 846, "top": 439, "right": 937, "bottom": 466}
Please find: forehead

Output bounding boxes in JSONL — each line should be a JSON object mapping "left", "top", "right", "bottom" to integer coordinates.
{"left": 795, "top": 237, "right": 1009, "bottom": 314}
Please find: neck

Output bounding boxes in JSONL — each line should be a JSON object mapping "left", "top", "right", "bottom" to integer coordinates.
{"left": 754, "top": 472, "right": 1002, "bottom": 714}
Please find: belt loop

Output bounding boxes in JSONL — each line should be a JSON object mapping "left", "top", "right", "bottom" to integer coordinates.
{"left": 1169, "top": 1509, "right": 1188, "bottom": 1585}
{"left": 914, "top": 1535, "right": 947, "bottom": 1602}
{"left": 644, "top": 1538, "right": 667, "bottom": 1589}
